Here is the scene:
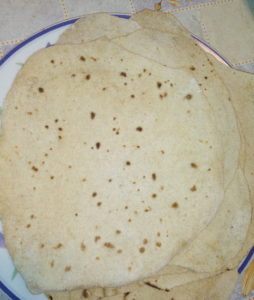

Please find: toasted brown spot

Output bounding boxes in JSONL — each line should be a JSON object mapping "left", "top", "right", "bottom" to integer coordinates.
{"left": 50, "top": 260, "right": 54, "bottom": 267}
{"left": 207, "top": 168, "right": 211, "bottom": 171}
{"left": 58, "top": 127, "right": 63, "bottom": 131}
{"left": 95, "top": 256, "right": 100, "bottom": 260}
{"left": 130, "top": 94, "right": 135, "bottom": 98}
{"left": 30, "top": 214, "right": 35, "bottom": 219}
{"left": 157, "top": 232, "right": 161, "bottom": 237}
{"left": 171, "top": 202, "right": 179, "bottom": 208}
{"left": 136, "top": 126, "right": 143, "bottom": 132}
{"left": 65, "top": 266, "right": 71, "bottom": 272}
{"left": 97, "top": 201, "right": 102, "bottom": 207}
{"left": 157, "top": 82, "right": 162, "bottom": 89}
{"left": 54, "top": 119, "right": 58, "bottom": 123}
{"left": 71, "top": 73, "right": 76, "bottom": 77}
{"left": 50, "top": 176, "right": 54, "bottom": 180}
{"left": 48, "top": 295, "right": 53, "bottom": 300}
{"left": 126, "top": 161, "right": 131, "bottom": 166}
{"left": 80, "top": 242, "right": 86, "bottom": 251}
{"left": 190, "top": 185, "right": 197, "bottom": 192}
{"left": 156, "top": 242, "right": 162, "bottom": 247}
{"left": 120, "top": 72, "right": 127, "bottom": 77}
{"left": 125, "top": 206, "right": 128, "bottom": 210}
{"left": 139, "top": 247, "right": 145, "bottom": 253}
{"left": 204, "top": 76, "right": 208, "bottom": 80}
{"left": 191, "top": 162, "right": 198, "bottom": 168}
{"left": 104, "top": 242, "right": 115, "bottom": 249}
{"left": 80, "top": 56, "right": 85, "bottom": 61}
{"left": 58, "top": 135, "right": 62, "bottom": 140}
{"left": 94, "top": 236, "right": 101, "bottom": 242}
{"left": 90, "top": 112, "right": 96, "bottom": 120}
{"left": 54, "top": 243, "right": 63, "bottom": 249}
{"left": 50, "top": 59, "right": 55, "bottom": 64}
{"left": 152, "top": 173, "right": 156, "bottom": 181}
{"left": 108, "top": 178, "right": 112, "bottom": 182}
{"left": 102, "top": 87, "right": 107, "bottom": 91}
{"left": 185, "top": 94, "right": 193, "bottom": 100}
{"left": 92, "top": 192, "right": 97, "bottom": 197}
{"left": 32, "top": 166, "right": 38, "bottom": 172}
{"left": 26, "top": 224, "right": 31, "bottom": 228}
{"left": 82, "top": 289, "right": 89, "bottom": 298}
{"left": 190, "top": 66, "right": 196, "bottom": 71}
{"left": 143, "top": 239, "right": 148, "bottom": 245}
{"left": 45, "top": 125, "right": 49, "bottom": 129}
{"left": 116, "top": 230, "right": 121, "bottom": 234}
{"left": 82, "top": 178, "right": 86, "bottom": 182}
{"left": 74, "top": 213, "right": 78, "bottom": 216}
{"left": 95, "top": 142, "right": 101, "bottom": 149}
{"left": 38, "top": 87, "right": 44, "bottom": 93}
{"left": 117, "top": 249, "right": 123, "bottom": 254}
{"left": 86, "top": 74, "right": 91, "bottom": 80}
{"left": 151, "top": 193, "right": 157, "bottom": 198}
{"left": 128, "top": 218, "right": 132, "bottom": 222}
{"left": 128, "top": 266, "right": 132, "bottom": 271}
{"left": 27, "top": 111, "right": 32, "bottom": 115}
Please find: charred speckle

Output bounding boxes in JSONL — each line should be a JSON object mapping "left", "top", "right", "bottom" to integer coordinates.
{"left": 152, "top": 173, "right": 157, "bottom": 181}
{"left": 50, "top": 176, "right": 54, "bottom": 180}
{"left": 53, "top": 243, "right": 63, "bottom": 249}
{"left": 26, "top": 224, "right": 31, "bottom": 228}
{"left": 94, "top": 236, "right": 101, "bottom": 242}
{"left": 190, "top": 185, "right": 197, "bottom": 192}
{"left": 156, "top": 242, "right": 162, "bottom": 247}
{"left": 80, "top": 56, "right": 86, "bottom": 61}
{"left": 190, "top": 66, "right": 196, "bottom": 71}
{"left": 185, "top": 94, "right": 193, "bottom": 100}
{"left": 90, "top": 112, "right": 96, "bottom": 120}
{"left": 92, "top": 192, "right": 97, "bottom": 197}
{"left": 75, "top": 213, "right": 78, "bottom": 216}
{"left": 139, "top": 247, "right": 145, "bottom": 253}
{"left": 204, "top": 76, "right": 208, "bottom": 80}
{"left": 104, "top": 242, "right": 115, "bottom": 248}
{"left": 50, "top": 59, "right": 55, "bottom": 64}
{"left": 38, "top": 87, "right": 44, "bottom": 93}
{"left": 45, "top": 125, "right": 49, "bottom": 129}
{"left": 95, "top": 142, "right": 101, "bottom": 149}
{"left": 71, "top": 74, "right": 76, "bottom": 77}
{"left": 82, "top": 289, "right": 89, "bottom": 298}
{"left": 171, "top": 202, "right": 179, "bottom": 208}
{"left": 130, "top": 94, "right": 135, "bottom": 98}
{"left": 136, "top": 126, "right": 143, "bottom": 132}
{"left": 102, "top": 87, "right": 107, "bottom": 91}
{"left": 32, "top": 166, "right": 38, "bottom": 172}
{"left": 157, "top": 82, "right": 162, "bottom": 89}
{"left": 80, "top": 242, "right": 86, "bottom": 251}
{"left": 151, "top": 193, "right": 157, "bottom": 198}
{"left": 58, "top": 135, "right": 62, "bottom": 140}
{"left": 191, "top": 162, "right": 198, "bottom": 168}
{"left": 65, "top": 266, "right": 71, "bottom": 272}
{"left": 86, "top": 74, "right": 91, "bottom": 80}
{"left": 58, "top": 127, "right": 63, "bottom": 131}
{"left": 116, "top": 230, "right": 121, "bottom": 234}
{"left": 40, "top": 243, "right": 44, "bottom": 248}
{"left": 126, "top": 161, "right": 131, "bottom": 166}
{"left": 55, "top": 119, "right": 59, "bottom": 123}
{"left": 120, "top": 72, "right": 127, "bottom": 77}
{"left": 97, "top": 202, "right": 102, "bottom": 206}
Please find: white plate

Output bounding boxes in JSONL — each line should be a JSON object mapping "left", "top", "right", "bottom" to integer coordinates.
{"left": 0, "top": 14, "right": 229, "bottom": 300}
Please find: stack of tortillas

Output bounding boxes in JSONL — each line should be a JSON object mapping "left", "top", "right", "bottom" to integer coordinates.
{"left": 0, "top": 10, "right": 253, "bottom": 300}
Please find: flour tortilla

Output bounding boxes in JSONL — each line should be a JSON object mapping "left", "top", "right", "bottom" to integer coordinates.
{"left": 57, "top": 14, "right": 140, "bottom": 45}
{"left": 57, "top": 10, "right": 248, "bottom": 274}
{"left": 0, "top": 38, "right": 225, "bottom": 293}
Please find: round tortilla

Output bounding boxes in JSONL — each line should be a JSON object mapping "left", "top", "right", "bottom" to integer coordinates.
{"left": 0, "top": 38, "right": 225, "bottom": 293}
